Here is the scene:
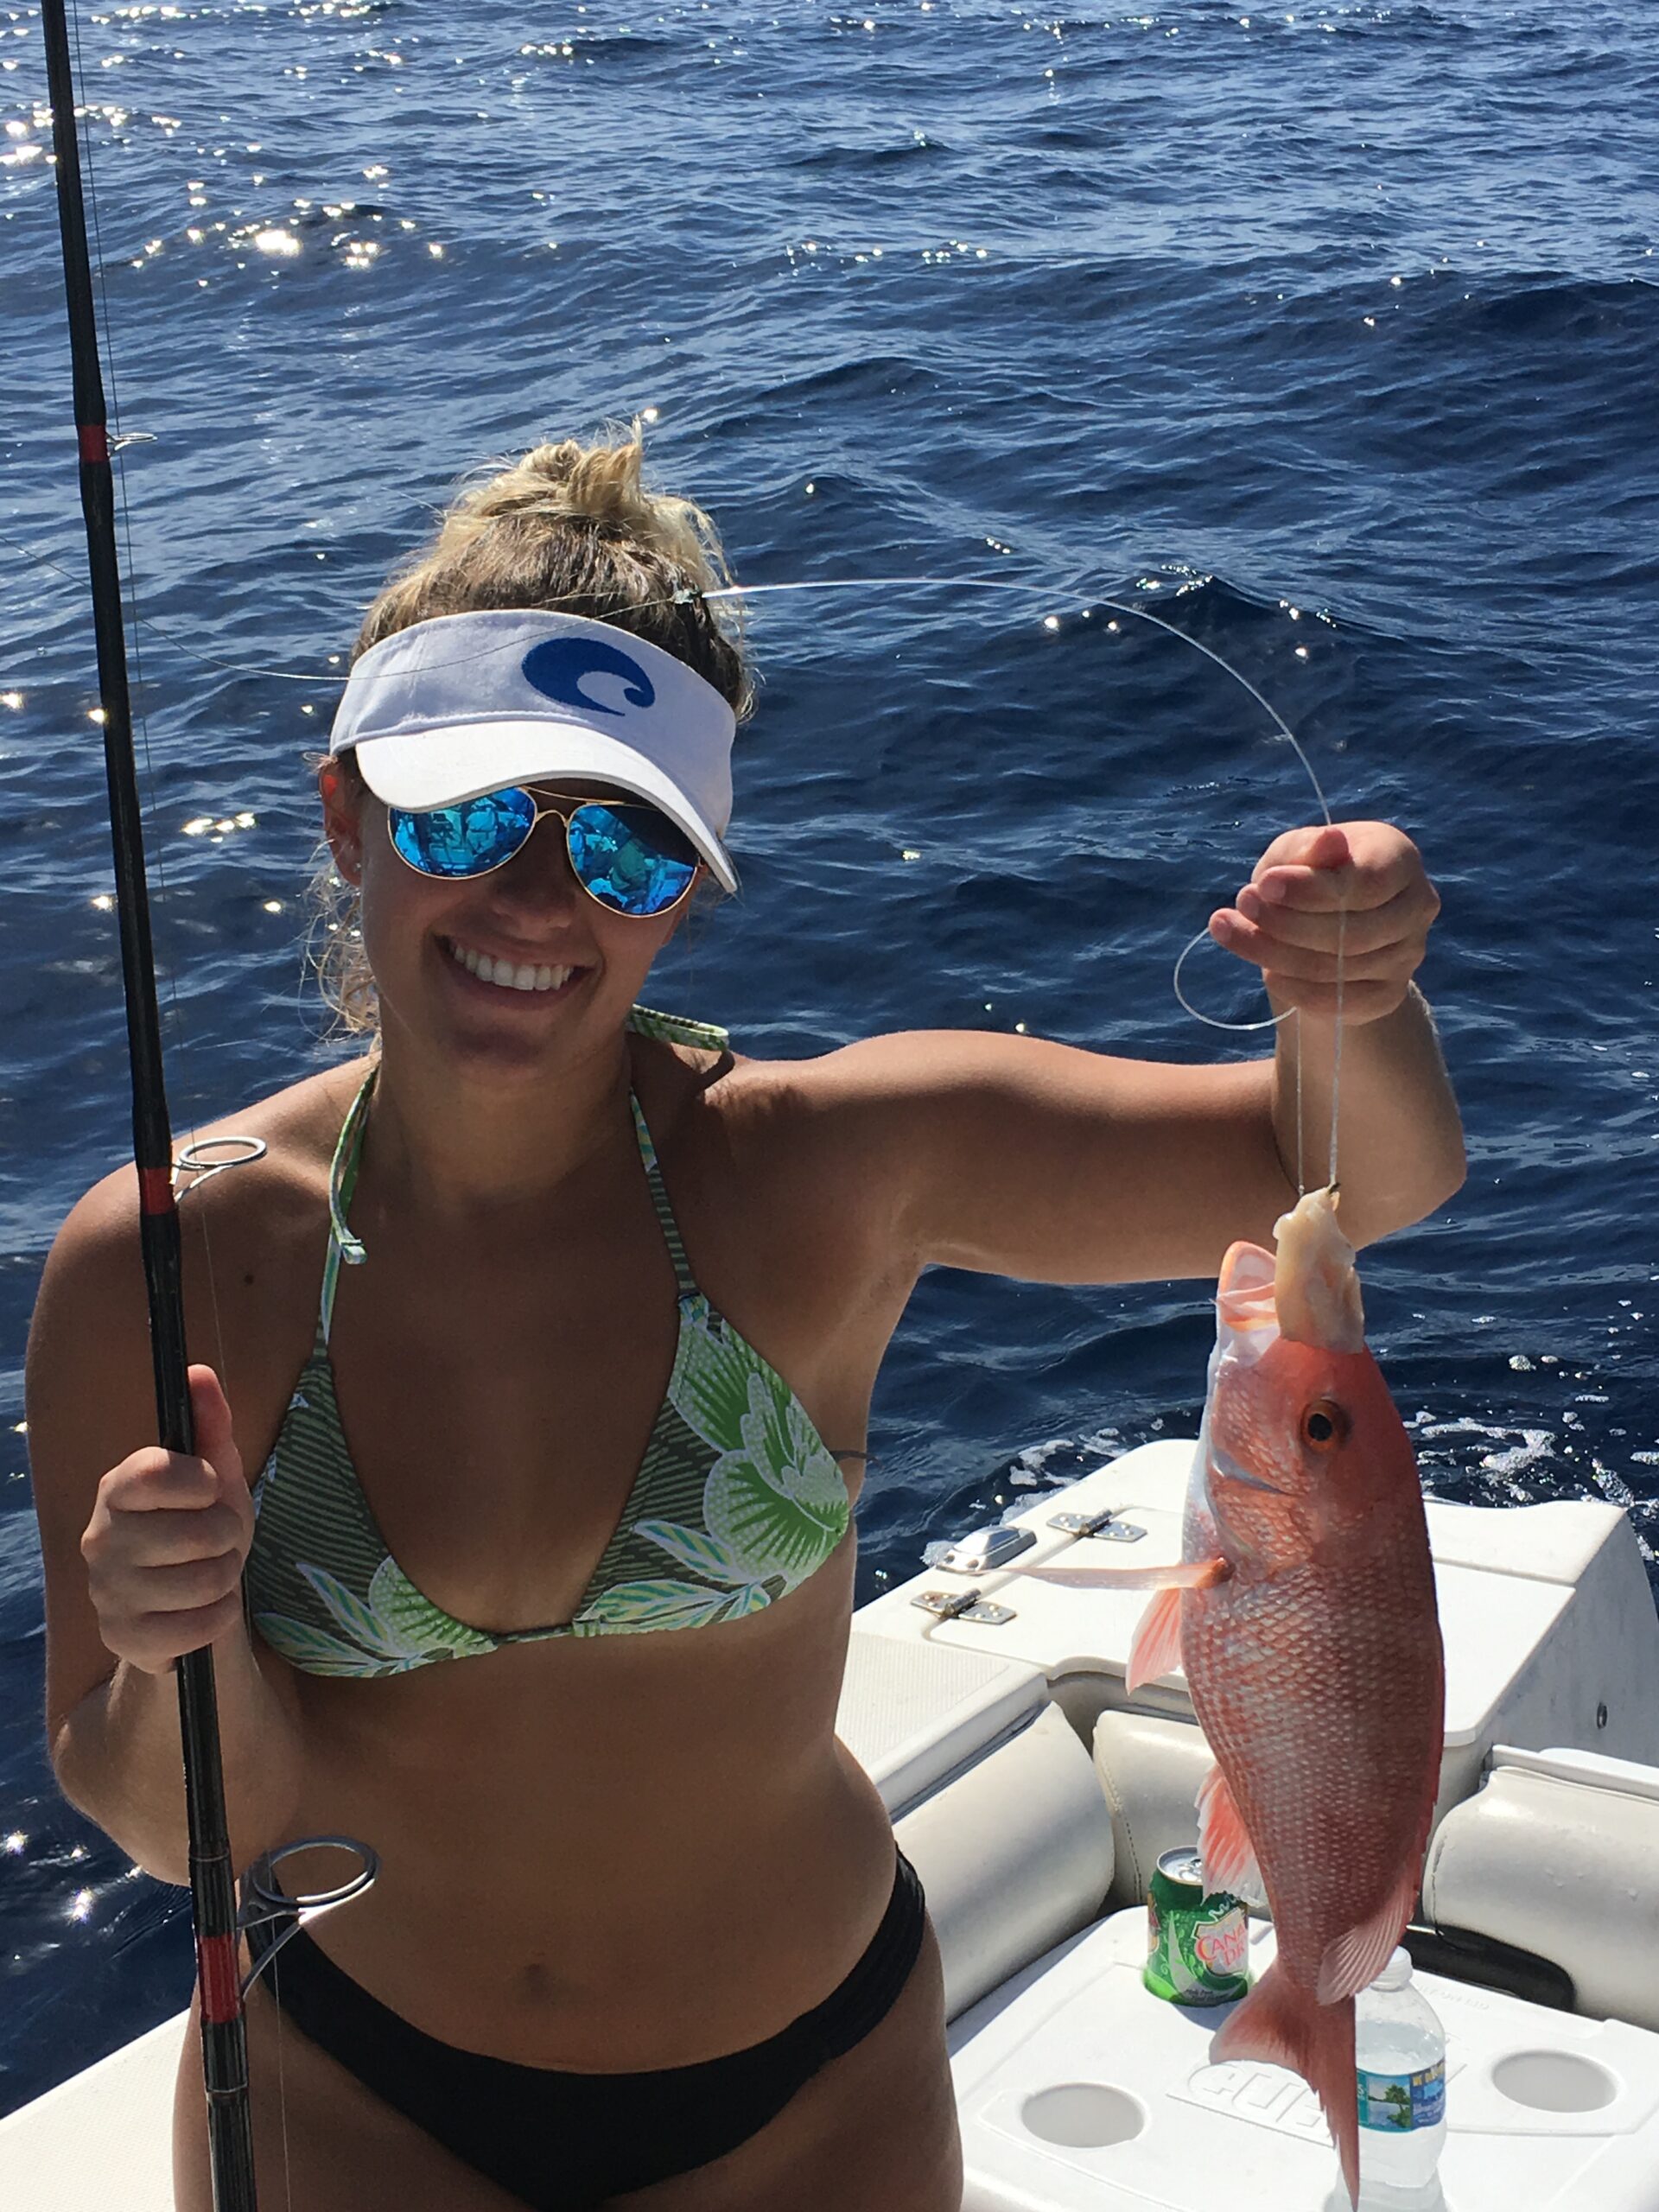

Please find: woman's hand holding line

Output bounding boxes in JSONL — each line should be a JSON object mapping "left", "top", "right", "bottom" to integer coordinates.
{"left": 1208, "top": 820, "right": 1442, "bottom": 1025}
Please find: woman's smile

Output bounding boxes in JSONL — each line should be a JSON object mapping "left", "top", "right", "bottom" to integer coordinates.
{"left": 438, "top": 933, "right": 590, "bottom": 1001}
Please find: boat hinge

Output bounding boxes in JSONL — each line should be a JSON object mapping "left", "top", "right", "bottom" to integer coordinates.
{"left": 1047, "top": 1507, "right": 1147, "bottom": 1544}
{"left": 911, "top": 1588, "right": 1017, "bottom": 1627}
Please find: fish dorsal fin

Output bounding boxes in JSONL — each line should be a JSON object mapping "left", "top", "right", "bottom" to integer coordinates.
{"left": 1197, "top": 1762, "right": 1263, "bottom": 1903}
{"left": 1316, "top": 1865, "right": 1419, "bottom": 2004}
{"left": 1127, "top": 1586, "right": 1185, "bottom": 1693}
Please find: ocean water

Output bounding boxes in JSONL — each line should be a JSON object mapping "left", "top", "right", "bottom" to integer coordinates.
{"left": 2, "top": 0, "right": 1656, "bottom": 2120}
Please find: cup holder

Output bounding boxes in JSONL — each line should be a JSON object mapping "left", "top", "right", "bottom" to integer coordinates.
{"left": 1021, "top": 2082, "right": 1147, "bottom": 2148}
{"left": 1491, "top": 2050, "right": 1618, "bottom": 2114}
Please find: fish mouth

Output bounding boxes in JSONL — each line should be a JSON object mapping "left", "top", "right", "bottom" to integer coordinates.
{"left": 1215, "top": 1241, "right": 1280, "bottom": 1367}
{"left": 1218, "top": 1241, "right": 1278, "bottom": 1327}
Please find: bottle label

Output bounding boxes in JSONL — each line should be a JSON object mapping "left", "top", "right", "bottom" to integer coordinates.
{"left": 1357, "top": 2061, "right": 1446, "bottom": 2132}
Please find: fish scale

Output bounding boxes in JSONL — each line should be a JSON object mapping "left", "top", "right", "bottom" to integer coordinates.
{"left": 1187, "top": 1544, "right": 1441, "bottom": 1967}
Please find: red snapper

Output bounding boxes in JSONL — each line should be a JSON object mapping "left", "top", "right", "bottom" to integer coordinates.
{"left": 1033, "top": 1188, "right": 1445, "bottom": 2204}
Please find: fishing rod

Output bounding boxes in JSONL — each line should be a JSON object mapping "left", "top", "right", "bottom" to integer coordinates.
{"left": 39, "top": 4, "right": 258, "bottom": 2205}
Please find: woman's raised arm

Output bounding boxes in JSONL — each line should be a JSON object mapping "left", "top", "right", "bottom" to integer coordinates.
{"left": 800, "top": 821, "right": 1463, "bottom": 1288}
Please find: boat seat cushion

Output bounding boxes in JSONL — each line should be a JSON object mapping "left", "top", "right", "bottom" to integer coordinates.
{"left": 897, "top": 1704, "right": 1115, "bottom": 2021}
{"left": 1423, "top": 1745, "right": 1659, "bottom": 2031}
{"left": 1092, "top": 1708, "right": 1213, "bottom": 1906}
{"left": 836, "top": 1629, "right": 1048, "bottom": 1816}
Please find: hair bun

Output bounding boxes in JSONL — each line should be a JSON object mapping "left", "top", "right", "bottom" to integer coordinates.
{"left": 454, "top": 429, "right": 713, "bottom": 574}
{"left": 351, "top": 424, "right": 747, "bottom": 720}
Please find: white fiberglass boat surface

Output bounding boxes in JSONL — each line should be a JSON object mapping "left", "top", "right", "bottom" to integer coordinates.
{"left": 6, "top": 1438, "right": 1659, "bottom": 2210}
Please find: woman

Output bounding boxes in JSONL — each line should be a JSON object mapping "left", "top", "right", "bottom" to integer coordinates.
{"left": 27, "top": 434, "right": 1464, "bottom": 2212}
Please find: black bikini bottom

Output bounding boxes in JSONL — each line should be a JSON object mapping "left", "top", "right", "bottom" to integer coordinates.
{"left": 245, "top": 1847, "right": 927, "bottom": 2209}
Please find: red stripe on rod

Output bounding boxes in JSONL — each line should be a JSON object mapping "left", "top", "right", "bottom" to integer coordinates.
{"left": 78, "top": 423, "right": 110, "bottom": 465}
{"left": 137, "top": 1165, "right": 175, "bottom": 1217}
{"left": 196, "top": 1932, "right": 244, "bottom": 2026}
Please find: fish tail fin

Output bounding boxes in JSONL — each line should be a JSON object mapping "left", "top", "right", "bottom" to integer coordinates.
{"left": 1212, "top": 1963, "right": 1359, "bottom": 2207}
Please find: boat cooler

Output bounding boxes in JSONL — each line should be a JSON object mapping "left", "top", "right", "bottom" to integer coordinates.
{"left": 948, "top": 1912, "right": 1659, "bottom": 2212}
{"left": 834, "top": 1440, "right": 1659, "bottom": 2209}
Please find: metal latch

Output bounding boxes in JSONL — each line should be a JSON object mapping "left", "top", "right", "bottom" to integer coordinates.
{"left": 911, "top": 1589, "right": 1016, "bottom": 1626}
{"left": 1047, "top": 1508, "right": 1147, "bottom": 1544}
{"left": 932, "top": 1525, "right": 1036, "bottom": 1575}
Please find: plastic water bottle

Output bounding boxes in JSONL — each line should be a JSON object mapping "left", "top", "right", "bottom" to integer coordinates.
{"left": 1353, "top": 1948, "right": 1447, "bottom": 2209}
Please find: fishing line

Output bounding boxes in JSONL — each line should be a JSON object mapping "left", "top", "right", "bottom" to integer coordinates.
{"left": 8, "top": 182, "right": 1352, "bottom": 1154}
{"left": 41, "top": 22, "right": 374, "bottom": 2200}
{"left": 709, "top": 582, "right": 1348, "bottom": 1187}
{"left": 274, "top": 1954, "right": 296, "bottom": 2212}
{"left": 701, "top": 577, "right": 1349, "bottom": 1193}
{"left": 0, "top": 525, "right": 349, "bottom": 685}
{"left": 53, "top": 14, "right": 246, "bottom": 1393}
{"left": 34, "top": 21, "right": 1338, "bottom": 2201}
{"left": 54, "top": 0, "right": 232, "bottom": 1511}
{"left": 40, "top": 0, "right": 260, "bottom": 2193}
{"left": 9, "top": 477, "right": 1355, "bottom": 1188}
{"left": 6, "top": 511, "right": 1353, "bottom": 1181}
{"left": 1330, "top": 917, "right": 1345, "bottom": 1192}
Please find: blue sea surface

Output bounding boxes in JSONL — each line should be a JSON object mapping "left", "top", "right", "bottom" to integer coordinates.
{"left": 3, "top": 0, "right": 1656, "bottom": 2120}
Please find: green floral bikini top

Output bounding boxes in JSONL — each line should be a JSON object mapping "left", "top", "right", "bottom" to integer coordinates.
{"left": 245, "top": 1008, "right": 854, "bottom": 1679}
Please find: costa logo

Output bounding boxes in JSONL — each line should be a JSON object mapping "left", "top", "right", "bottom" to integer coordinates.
{"left": 520, "top": 638, "right": 657, "bottom": 718}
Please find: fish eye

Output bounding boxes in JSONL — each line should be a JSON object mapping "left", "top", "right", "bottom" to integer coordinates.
{"left": 1300, "top": 1399, "right": 1348, "bottom": 1452}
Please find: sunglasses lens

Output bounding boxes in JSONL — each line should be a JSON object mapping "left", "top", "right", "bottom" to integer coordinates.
{"left": 389, "top": 789, "right": 537, "bottom": 877}
{"left": 567, "top": 803, "right": 698, "bottom": 917}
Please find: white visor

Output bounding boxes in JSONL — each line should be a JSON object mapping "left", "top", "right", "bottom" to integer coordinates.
{"left": 330, "top": 608, "right": 739, "bottom": 893}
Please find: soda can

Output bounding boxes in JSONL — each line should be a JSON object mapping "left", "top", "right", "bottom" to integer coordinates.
{"left": 1144, "top": 1847, "right": 1250, "bottom": 2006}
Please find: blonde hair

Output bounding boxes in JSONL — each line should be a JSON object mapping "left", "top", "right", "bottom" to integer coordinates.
{"left": 312, "top": 429, "right": 748, "bottom": 1034}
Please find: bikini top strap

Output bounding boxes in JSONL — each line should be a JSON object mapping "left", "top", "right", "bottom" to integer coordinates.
{"left": 626, "top": 1003, "right": 730, "bottom": 1053}
{"left": 626, "top": 1004, "right": 727, "bottom": 1298}
{"left": 321, "top": 1063, "right": 375, "bottom": 1342}
{"left": 321, "top": 1010, "right": 727, "bottom": 1328}
{"left": 628, "top": 1091, "right": 698, "bottom": 1299}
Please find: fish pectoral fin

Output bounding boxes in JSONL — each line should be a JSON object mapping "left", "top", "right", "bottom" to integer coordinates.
{"left": 1018, "top": 1554, "right": 1230, "bottom": 1592}
{"left": 1197, "top": 1762, "right": 1263, "bottom": 1902}
{"left": 1316, "top": 1865, "right": 1421, "bottom": 2005}
{"left": 1126, "top": 1586, "right": 1185, "bottom": 1692}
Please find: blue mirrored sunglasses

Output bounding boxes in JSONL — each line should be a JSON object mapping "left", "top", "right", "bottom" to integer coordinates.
{"left": 385, "top": 789, "right": 701, "bottom": 918}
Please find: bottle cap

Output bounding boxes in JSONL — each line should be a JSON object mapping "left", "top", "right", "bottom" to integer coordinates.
{"left": 1372, "top": 1945, "right": 1414, "bottom": 1992}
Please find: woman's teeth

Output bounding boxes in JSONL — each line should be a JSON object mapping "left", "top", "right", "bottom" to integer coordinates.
{"left": 447, "top": 940, "right": 574, "bottom": 994}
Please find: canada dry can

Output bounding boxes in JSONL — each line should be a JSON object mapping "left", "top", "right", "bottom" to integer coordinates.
{"left": 1144, "top": 1847, "right": 1251, "bottom": 2006}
